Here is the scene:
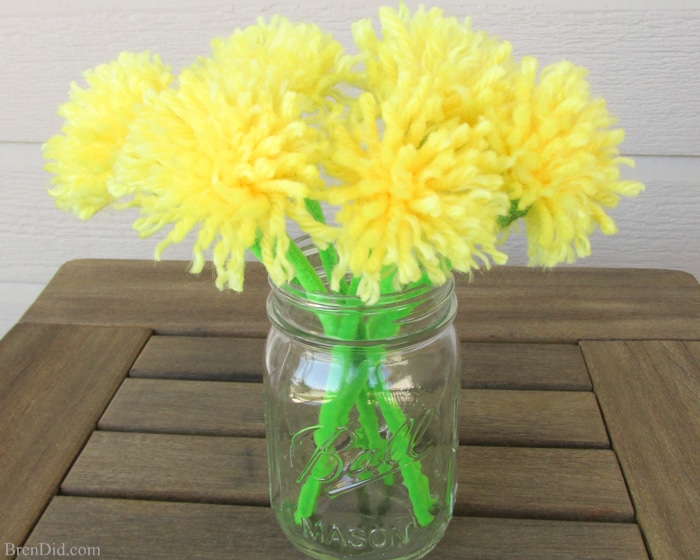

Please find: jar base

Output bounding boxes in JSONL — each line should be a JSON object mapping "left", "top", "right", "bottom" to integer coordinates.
{"left": 276, "top": 507, "right": 451, "bottom": 560}
{"left": 285, "top": 527, "right": 446, "bottom": 560}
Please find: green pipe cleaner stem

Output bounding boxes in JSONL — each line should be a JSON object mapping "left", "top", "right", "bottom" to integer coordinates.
{"left": 285, "top": 239, "right": 326, "bottom": 294}
{"left": 264, "top": 242, "right": 437, "bottom": 527}
{"left": 498, "top": 198, "right": 530, "bottom": 228}
{"left": 354, "top": 369, "right": 394, "bottom": 485}
{"left": 369, "top": 360, "right": 436, "bottom": 527}
{"left": 292, "top": 273, "right": 436, "bottom": 527}
{"left": 303, "top": 198, "right": 348, "bottom": 293}
{"left": 294, "top": 317, "right": 367, "bottom": 524}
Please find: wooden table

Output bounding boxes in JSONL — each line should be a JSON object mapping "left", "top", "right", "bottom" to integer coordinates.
{"left": 1, "top": 260, "right": 699, "bottom": 559}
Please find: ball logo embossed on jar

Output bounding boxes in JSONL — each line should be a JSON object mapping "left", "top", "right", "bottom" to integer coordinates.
{"left": 292, "top": 408, "right": 436, "bottom": 496}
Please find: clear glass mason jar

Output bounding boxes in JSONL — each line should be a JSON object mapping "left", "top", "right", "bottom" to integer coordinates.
{"left": 264, "top": 246, "right": 460, "bottom": 560}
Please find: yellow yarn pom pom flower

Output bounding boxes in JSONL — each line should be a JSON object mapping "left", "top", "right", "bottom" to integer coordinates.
{"left": 109, "top": 19, "right": 342, "bottom": 292}
{"left": 43, "top": 52, "right": 173, "bottom": 219}
{"left": 323, "top": 3, "right": 514, "bottom": 302}
{"left": 324, "top": 85, "right": 511, "bottom": 303}
{"left": 494, "top": 57, "right": 645, "bottom": 266}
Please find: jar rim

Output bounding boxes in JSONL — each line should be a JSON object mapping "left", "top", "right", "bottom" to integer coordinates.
{"left": 266, "top": 236, "right": 458, "bottom": 345}
{"left": 268, "top": 236, "right": 455, "bottom": 312}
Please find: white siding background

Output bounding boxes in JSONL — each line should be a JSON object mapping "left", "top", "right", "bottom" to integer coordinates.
{"left": 1, "top": 0, "right": 699, "bottom": 338}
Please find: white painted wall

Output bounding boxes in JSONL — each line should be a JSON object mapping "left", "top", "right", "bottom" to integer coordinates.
{"left": 1, "top": 0, "right": 699, "bottom": 338}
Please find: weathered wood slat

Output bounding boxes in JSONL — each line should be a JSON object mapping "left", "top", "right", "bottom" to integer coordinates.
{"left": 24, "top": 496, "right": 649, "bottom": 560}
{"left": 25, "top": 498, "right": 306, "bottom": 560}
{"left": 20, "top": 259, "right": 272, "bottom": 337}
{"left": 19, "top": 260, "right": 700, "bottom": 341}
{"left": 60, "top": 432, "right": 632, "bottom": 522}
{"left": 582, "top": 340, "right": 700, "bottom": 560}
{"left": 459, "top": 390, "right": 609, "bottom": 448}
{"left": 98, "top": 379, "right": 267, "bottom": 437}
{"left": 461, "top": 342, "right": 591, "bottom": 390}
{"left": 0, "top": 323, "right": 150, "bottom": 548}
{"left": 130, "top": 335, "right": 267, "bottom": 381}
{"left": 132, "top": 335, "right": 595, "bottom": 391}
{"left": 457, "top": 446, "right": 633, "bottom": 522}
{"left": 466, "top": 266, "right": 698, "bottom": 289}
{"left": 436, "top": 516, "right": 648, "bottom": 560}
{"left": 454, "top": 286, "right": 700, "bottom": 341}
{"left": 99, "top": 379, "right": 609, "bottom": 448}
{"left": 61, "top": 432, "right": 270, "bottom": 506}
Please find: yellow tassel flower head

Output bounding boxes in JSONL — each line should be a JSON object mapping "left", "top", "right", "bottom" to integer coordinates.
{"left": 326, "top": 87, "right": 511, "bottom": 303}
{"left": 97, "top": 18, "right": 343, "bottom": 292}
{"left": 43, "top": 52, "right": 172, "bottom": 219}
{"left": 494, "top": 58, "right": 645, "bottom": 265}
{"left": 324, "top": 4, "right": 513, "bottom": 301}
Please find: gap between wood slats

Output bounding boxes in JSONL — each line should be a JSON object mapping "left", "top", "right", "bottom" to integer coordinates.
{"left": 99, "top": 379, "right": 609, "bottom": 448}
{"left": 60, "top": 432, "right": 633, "bottom": 523}
{"left": 130, "top": 335, "right": 593, "bottom": 391}
{"left": 23, "top": 497, "right": 649, "bottom": 560}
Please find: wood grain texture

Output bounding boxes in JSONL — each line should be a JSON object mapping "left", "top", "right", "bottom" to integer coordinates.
{"left": 461, "top": 342, "right": 592, "bottom": 390}
{"left": 459, "top": 390, "right": 609, "bottom": 448}
{"left": 20, "top": 259, "right": 272, "bottom": 336}
{"left": 98, "top": 379, "right": 267, "bottom": 437}
{"left": 582, "top": 340, "right": 700, "bottom": 560}
{"left": 98, "top": 378, "right": 609, "bottom": 448}
{"left": 0, "top": 281, "right": 44, "bottom": 342}
{"left": 0, "top": 323, "right": 150, "bottom": 548}
{"left": 61, "top": 432, "right": 271, "bottom": 506}
{"left": 434, "top": 516, "right": 648, "bottom": 560}
{"left": 60, "top": 432, "right": 632, "bottom": 522}
{"left": 25, "top": 498, "right": 307, "bottom": 560}
{"left": 24, "top": 496, "right": 649, "bottom": 560}
{"left": 130, "top": 335, "right": 267, "bottom": 381}
{"left": 19, "top": 260, "right": 700, "bottom": 342}
{"left": 456, "top": 267, "right": 700, "bottom": 342}
{"left": 456, "top": 446, "right": 633, "bottom": 522}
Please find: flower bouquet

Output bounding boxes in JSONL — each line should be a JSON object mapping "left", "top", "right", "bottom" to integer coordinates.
{"left": 44, "top": 4, "right": 643, "bottom": 559}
